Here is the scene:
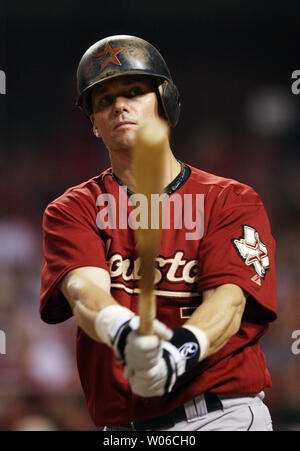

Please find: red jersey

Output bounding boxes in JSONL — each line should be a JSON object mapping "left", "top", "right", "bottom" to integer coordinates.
{"left": 40, "top": 163, "right": 277, "bottom": 427}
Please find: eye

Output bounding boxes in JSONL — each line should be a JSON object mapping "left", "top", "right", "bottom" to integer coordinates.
{"left": 127, "top": 87, "right": 145, "bottom": 98}
{"left": 95, "top": 94, "right": 114, "bottom": 110}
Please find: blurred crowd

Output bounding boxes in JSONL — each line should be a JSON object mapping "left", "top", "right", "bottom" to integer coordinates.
{"left": 0, "top": 74, "right": 299, "bottom": 431}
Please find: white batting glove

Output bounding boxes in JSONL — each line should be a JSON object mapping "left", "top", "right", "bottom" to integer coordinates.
{"left": 123, "top": 318, "right": 172, "bottom": 372}
{"left": 94, "top": 305, "right": 172, "bottom": 362}
{"left": 124, "top": 325, "right": 208, "bottom": 397}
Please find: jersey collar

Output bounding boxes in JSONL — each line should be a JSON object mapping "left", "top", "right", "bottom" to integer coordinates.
{"left": 111, "top": 161, "right": 190, "bottom": 197}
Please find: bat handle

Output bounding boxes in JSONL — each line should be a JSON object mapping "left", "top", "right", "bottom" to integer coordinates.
{"left": 138, "top": 291, "right": 156, "bottom": 335}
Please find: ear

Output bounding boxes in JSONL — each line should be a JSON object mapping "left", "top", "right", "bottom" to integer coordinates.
{"left": 90, "top": 114, "right": 101, "bottom": 138}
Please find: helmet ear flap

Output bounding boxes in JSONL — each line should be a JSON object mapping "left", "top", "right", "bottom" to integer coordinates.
{"left": 158, "top": 80, "right": 181, "bottom": 127}
{"left": 80, "top": 90, "right": 93, "bottom": 117}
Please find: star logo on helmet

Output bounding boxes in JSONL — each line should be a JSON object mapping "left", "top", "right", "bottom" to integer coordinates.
{"left": 94, "top": 43, "right": 123, "bottom": 70}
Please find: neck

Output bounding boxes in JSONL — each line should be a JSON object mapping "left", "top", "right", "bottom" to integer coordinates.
{"left": 109, "top": 143, "right": 181, "bottom": 192}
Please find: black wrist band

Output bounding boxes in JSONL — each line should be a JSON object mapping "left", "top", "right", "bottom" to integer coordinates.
{"left": 170, "top": 327, "right": 200, "bottom": 371}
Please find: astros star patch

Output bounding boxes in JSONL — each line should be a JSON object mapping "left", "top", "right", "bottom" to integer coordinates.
{"left": 233, "top": 225, "right": 269, "bottom": 279}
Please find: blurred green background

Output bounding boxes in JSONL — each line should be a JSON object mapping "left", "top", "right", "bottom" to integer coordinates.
{"left": 0, "top": 0, "right": 299, "bottom": 431}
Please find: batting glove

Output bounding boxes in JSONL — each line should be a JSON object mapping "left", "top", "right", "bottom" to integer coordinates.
{"left": 124, "top": 325, "right": 208, "bottom": 397}
{"left": 94, "top": 305, "right": 172, "bottom": 362}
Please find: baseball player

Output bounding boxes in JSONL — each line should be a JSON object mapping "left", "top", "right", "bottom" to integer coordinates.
{"left": 40, "top": 35, "right": 277, "bottom": 431}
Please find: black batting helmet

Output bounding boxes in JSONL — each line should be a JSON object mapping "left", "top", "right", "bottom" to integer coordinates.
{"left": 76, "top": 35, "right": 181, "bottom": 127}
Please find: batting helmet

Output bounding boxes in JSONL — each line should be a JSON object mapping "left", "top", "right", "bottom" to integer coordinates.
{"left": 76, "top": 35, "right": 181, "bottom": 127}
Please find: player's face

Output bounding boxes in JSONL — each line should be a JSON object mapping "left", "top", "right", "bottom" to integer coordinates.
{"left": 90, "top": 76, "right": 162, "bottom": 152}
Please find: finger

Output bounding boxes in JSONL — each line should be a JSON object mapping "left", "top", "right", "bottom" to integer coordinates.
{"left": 129, "top": 316, "right": 173, "bottom": 342}
{"left": 124, "top": 365, "right": 135, "bottom": 380}
{"left": 153, "top": 319, "right": 173, "bottom": 341}
{"left": 127, "top": 331, "right": 161, "bottom": 351}
{"left": 128, "top": 371, "right": 164, "bottom": 397}
{"left": 125, "top": 333, "right": 162, "bottom": 370}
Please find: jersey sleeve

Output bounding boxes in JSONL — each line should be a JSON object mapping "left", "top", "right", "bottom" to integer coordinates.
{"left": 40, "top": 190, "right": 109, "bottom": 324}
{"left": 197, "top": 184, "right": 277, "bottom": 322}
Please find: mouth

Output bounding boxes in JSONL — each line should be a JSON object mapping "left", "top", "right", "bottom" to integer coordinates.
{"left": 114, "top": 121, "right": 137, "bottom": 130}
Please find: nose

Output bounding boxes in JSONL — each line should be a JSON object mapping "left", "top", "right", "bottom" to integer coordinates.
{"left": 113, "top": 95, "right": 129, "bottom": 115}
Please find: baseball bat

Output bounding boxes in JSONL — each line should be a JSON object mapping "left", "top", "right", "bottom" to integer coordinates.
{"left": 133, "top": 118, "right": 168, "bottom": 335}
